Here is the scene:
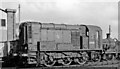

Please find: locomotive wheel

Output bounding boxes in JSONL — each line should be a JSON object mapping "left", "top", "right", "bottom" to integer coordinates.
{"left": 91, "top": 52, "right": 101, "bottom": 62}
{"left": 76, "top": 52, "right": 88, "bottom": 65}
{"left": 117, "top": 55, "right": 120, "bottom": 60}
{"left": 61, "top": 57, "right": 72, "bottom": 66}
{"left": 43, "top": 56, "right": 56, "bottom": 67}
{"left": 106, "top": 54, "right": 114, "bottom": 60}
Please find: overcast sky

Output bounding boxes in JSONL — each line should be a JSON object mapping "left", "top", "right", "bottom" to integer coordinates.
{"left": 0, "top": 0, "right": 119, "bottom": 39}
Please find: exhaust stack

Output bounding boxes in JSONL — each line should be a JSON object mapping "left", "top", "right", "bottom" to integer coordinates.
{"left": 5, "top": 9, "right": 16, "bottom": 41}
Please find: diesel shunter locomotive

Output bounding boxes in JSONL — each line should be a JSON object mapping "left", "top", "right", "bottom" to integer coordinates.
{"left": 3, "top": 22, "right": 103, "bottom": 67}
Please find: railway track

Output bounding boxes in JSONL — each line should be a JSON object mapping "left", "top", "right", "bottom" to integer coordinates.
{"left": 0, "top": 59, "right": 119, "bottom": 69}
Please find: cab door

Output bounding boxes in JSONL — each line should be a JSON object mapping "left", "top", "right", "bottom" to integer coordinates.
{"left": 82, "top": 36, "right": 89, "bottom": 49}
{"left": 89, "top": 31, "right": 96, "bottom": 49}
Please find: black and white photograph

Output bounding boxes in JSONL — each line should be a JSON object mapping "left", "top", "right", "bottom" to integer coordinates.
{"left": 0, "top": 0, "right": 119, "bottom": 69}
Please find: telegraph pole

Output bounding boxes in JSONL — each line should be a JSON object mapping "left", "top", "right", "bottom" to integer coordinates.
{"left": 18, "top": 4, "right": 20, "bottom": 24}
{"left": 109, "top": 25, "right": 111, "bottom": 35}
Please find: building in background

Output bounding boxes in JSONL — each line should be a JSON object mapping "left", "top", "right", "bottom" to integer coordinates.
{"left": 0, "top": 19, "right": 7, "bottom": 42}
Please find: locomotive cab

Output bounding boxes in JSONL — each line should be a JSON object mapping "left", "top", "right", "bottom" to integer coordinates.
{"left": 80, "top": 25, "right": 102, "bottom": 50}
